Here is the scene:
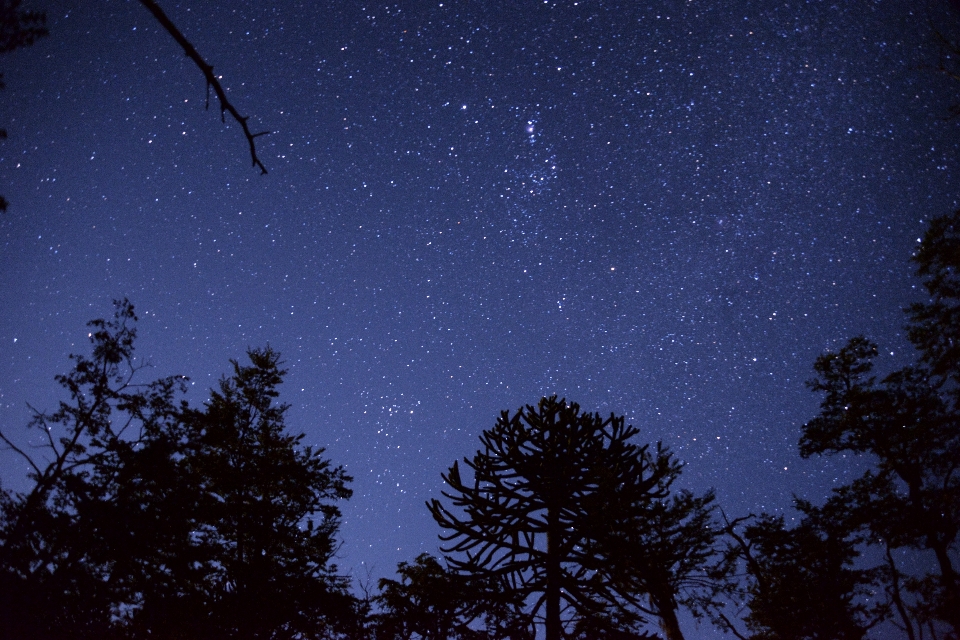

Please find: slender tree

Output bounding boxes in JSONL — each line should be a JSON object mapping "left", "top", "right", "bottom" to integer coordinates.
{"left": 590, "top": 484, "right": 719, "bottom": 640}
{"left": 428, "top": 396, "right": 694, "bottom": 640}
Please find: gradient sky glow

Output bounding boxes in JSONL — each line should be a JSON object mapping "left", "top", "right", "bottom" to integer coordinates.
{"left": 2, "top": 1, "right": 959, "bottom": 635}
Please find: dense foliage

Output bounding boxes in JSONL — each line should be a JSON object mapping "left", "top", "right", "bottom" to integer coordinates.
{"left": 718, "top": 501, "right": 887, "bottom": 640}
{"left": 0, "top": 301, "right": 355, "bottom": 639}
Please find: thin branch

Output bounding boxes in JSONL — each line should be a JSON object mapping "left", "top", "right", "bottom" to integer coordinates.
{"left": 137, "top": 0, "right": 269, "bottom": 174}
{"left": 0, "top": 427, "right": 42, "bottom": 476}
{"left": 41, "top": 422, "right": 58, "bottom": 453}
{"left": 718, "top": 612, "right": 750, "bottom": 640}
{"left": 885, "top": 542, "right": 917, "bottom": 640}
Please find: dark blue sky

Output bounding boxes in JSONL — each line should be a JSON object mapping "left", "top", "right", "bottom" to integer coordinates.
{"left": 1, "top": 0, "right": 958, "bottom": 632}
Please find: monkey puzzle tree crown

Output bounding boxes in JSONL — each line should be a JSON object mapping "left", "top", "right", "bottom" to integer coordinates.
{"left": 428, "top": 396, "right": 679, "bottom": 639}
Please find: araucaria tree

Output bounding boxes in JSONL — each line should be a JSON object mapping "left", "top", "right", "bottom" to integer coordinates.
{"left": 428, "top": 396, "right": 717, "bottom": 640}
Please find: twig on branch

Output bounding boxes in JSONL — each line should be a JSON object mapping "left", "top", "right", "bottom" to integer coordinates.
{"left": 137, "top": 0, "right": 269, "bottom": 174}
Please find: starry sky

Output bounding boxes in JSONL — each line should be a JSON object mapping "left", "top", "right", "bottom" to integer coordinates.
{"left": 1, "top": 0, "right": 959, "bottom": 625}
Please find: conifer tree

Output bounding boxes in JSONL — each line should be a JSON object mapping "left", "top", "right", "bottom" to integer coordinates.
{"left": 174, "top": 346, "right": 354, "bottom": 639}
{"left": 428, "top": 396, "right": 714, "bottom": 640}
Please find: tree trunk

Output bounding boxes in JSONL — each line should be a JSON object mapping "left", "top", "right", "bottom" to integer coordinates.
{"left": 651, "top": 589, "right": 685, "bottom": 640}
{"left": 932, "top": 539, "right": 960, "bottom": 635}
{"left": 546, "top": 503, "right": 561, "bottom": 640}
{"left": 884, "top": 544, "right": 916, "bottom": 640}
{"left": 906, "top": 473, "right": 960, "bottom": 636}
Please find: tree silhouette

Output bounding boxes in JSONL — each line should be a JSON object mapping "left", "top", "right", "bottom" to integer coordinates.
{"left": 428, "top": 396, "right": 708, "bottom": 640}
{"left": 799, "top": 210, "right": 960, "bottom": 636}
{"left": 172, "top": 346, "right": 354, "bottom": 639}
{"left": 2, "top": 0, "right": 267, "bottom": 213}
{"left": 718, "top": 501, "right": 887, "bottom": 640}
{"left": 906, "top": 210, "right": 960, "bottom": 386}
{"left": 0, "top": 0, "right": 45, "bottom": 53}
{"left": 137, "top": 0, "right": 269, "bottom": 174}
{"left": 0, "top": 302, "right": 355, "bottom": 638}
{"left": 588, "top": 482, "right": 719, "bottom": 640}
{"left": 0, "top": 299, "right": 190, "bottom": 637}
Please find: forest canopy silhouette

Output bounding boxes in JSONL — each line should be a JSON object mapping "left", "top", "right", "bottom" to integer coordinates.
{"left": 1, "top": 210, "right": 958, "bottom": 639}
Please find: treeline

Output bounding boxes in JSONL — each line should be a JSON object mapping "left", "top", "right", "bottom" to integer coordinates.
{"left": 1, "top": 211, "right": 958, "bottom": 640}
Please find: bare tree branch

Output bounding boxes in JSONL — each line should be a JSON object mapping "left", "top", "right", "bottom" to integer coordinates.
{"left": 137, "top": 0, "right": 269, "bottom": 174}
{"left": 0, "top": 427, "right": 42, "bottom": 476}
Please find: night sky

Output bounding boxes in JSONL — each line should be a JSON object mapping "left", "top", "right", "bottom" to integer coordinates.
{"left": 1, "top": 0, "right": 959, "bottom": 630}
